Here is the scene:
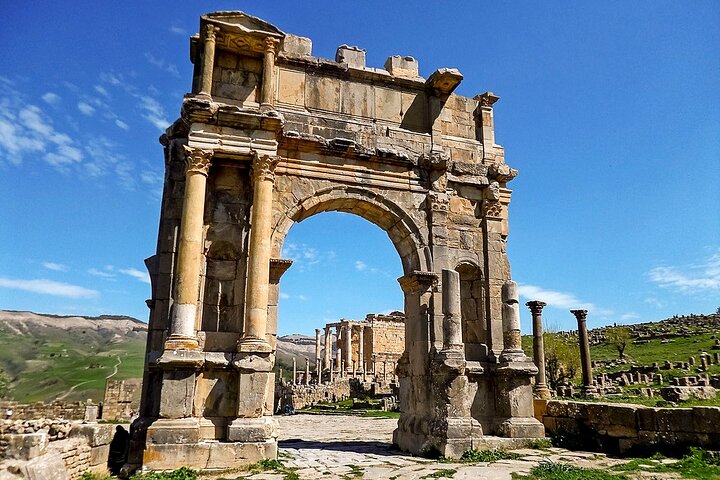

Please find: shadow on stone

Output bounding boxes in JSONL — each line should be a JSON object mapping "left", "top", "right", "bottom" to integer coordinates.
{"left": 279, "top": 439, "right": 402, "bottom": 457}
{"left": 108, "top": 425, "right": 130, "bottom": 475}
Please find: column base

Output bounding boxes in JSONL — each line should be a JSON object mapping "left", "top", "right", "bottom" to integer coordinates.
{"left": 163, "top": 335, "right": 200, "bottom": 352}
{"left": 497, "top": 417, "right": 546, "bottom": 438}
{"left": 227, "top": 416, "right": 277, "bottom": 442}
{"left": 534, "top": 384, "right": 552, "bottom": 400}
{"left": 238, "top": 337, "right": 273, "bottom": 353}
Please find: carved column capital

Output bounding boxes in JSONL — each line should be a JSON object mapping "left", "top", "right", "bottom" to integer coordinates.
{"left": 476, "top": 91, "right": 500, "bottom": 108}
{"left": 251, "top": 153, "right": 279, "bottom": 182}
{"left": 264, "top": 36, "right": 280, "bottom": 55}
{"left": 204, "top": 24, "right": 220, "bottom": 43}
{"left": 397, "top": 271, "right": 438, "bottom": 295}
{"left": 526, "top": 300, "right": 547, "bottom": 316}
{"left": 571, "top": 309, "right": 588, "bottom": 322}
{"left": 183, "top": 146, "right": 213, "bottom": 176}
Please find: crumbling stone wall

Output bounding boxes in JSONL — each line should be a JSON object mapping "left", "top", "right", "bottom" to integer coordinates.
{"left": 536, "top": 399, "right": 720, "bottom": 455}
{"left": 274, "top": 380, "right": 351, "bottom": 412}
{"left": 101, "top": 379, "right": 142, "bottom": 422}
{"left": 0, "top": 401, "right": 97, "bottom": 422}
{"left": 0, "top": 421, "right": 115, "bottom": 479}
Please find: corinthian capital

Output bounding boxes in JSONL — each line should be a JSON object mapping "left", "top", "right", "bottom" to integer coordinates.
{"left": 205, "top": 24, "right": 220, "bottom": 43}
{"left": 183, "top": 146, "right": 213, "bottom": 176}
{"left": 264, "top": 36, "right": 280, "bottom": 55}
{"left": 526, "top": 300, "right": 547, "bottom": 315}
{"left": 251, "top": 153, "right": 279, "bottom": 182}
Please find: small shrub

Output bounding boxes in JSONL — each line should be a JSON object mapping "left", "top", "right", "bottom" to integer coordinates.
{"left": 518, "top": 461, "right": 630, "bottom": 479}
{"left": 458, "top": 448, "right": 520, "bottom": 463}
{"left": 130, "top": 467, "right": 198, "bottom": 480}
{"left": 421, "top": 468, "right": 457, "bottom": 478}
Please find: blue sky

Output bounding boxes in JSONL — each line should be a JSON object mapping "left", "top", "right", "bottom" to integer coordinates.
{"left": 1, "top": 2, "right": 718, "bottom": 334}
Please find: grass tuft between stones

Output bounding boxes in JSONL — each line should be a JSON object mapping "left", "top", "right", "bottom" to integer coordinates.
{"left": 440, "top": 448, "right": 521, "bottom": 463}
{"left": 511, "top": 461, "right": 629, "bottom": 480}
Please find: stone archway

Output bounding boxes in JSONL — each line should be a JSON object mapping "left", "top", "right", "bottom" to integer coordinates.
{"left": 128, "top": 10, "right": 543, "bottom": 473}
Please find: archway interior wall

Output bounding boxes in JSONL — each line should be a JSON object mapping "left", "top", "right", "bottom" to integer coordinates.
{"left": 131, "top": 10, "right": 543, "bottom": 472}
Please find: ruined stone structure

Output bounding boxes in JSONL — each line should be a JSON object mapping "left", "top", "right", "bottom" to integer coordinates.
{"left": 130, "top": 11, "right": 543, "bottom": 472}
{"left": 316, "top": 312, "right": 404, "bottom": 381}
{"left": 101, "top": 379, "right": 142, "bottom": 422}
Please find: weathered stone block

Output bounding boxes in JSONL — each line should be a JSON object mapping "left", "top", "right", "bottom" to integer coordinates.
{"left": 22, "top": 453, "right": 68, "bottom": 480}
{"left": 335, "top": 45, "right": 366, "bottom": 69}
{"left": 282, "top": 33, "right": 312, "bottom": 56}
{"left": 2, "top": 432, "right": 48, "bottom": 460}
{"left": 70, "top": 423, "right": 115, "bottom": 447}
{"left": 384, "top": 55, "right": 419, "bottom": 78}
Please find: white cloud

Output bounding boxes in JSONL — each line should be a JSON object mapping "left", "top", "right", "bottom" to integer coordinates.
{"left": 19, "top": 105, "right": 53, "bottom": 135}
{"left": 279, "top": 292, "right": 290, "bottom": 300}
{"left": 138, "top": 95, "right": 170, "bottom": 130}
{"left": 517, "top": 283, "right": 612, "bottom": 316}
{"left": 169, "top": 25, "right": 187, "bottom": 35}
{"left": 77, "top": 102, "right": 95, "bottom": 116}
{"left": 115, "top": 119, "right": 129, "bottom": 130}
{"left": 88, "top": 267, "right": 116, "bottom": 279}
{"left": 355, "top": 261, "right": 368, "bottom": 271}
{"left": 648, "top": 252, "right": 720, "bottom": 293}
{"left": 279, "top": 292, "right": 308, "bottom": 301}
{"left": 42, "top": 261, "right": 68, "bottom": 272}
{"left": 94, "top": 85, "right": 109, "bottom": 97}
{"left": 120, "top": 267, "right": 151, "bottom": 284}
{"left": 144, "top": 52, "right": 180, "bottom": 77}
{"left": 42, "top": 92, "right": 61, "bottom": 105}
{"left": 0, "top": 277, "right": 98, "bottom": 298}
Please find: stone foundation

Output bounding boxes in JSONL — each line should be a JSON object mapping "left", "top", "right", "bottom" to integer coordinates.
{"left": 536, "top": 399, "right": 720, "bottom": 455}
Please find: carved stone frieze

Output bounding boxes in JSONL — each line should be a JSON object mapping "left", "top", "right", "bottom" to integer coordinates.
{"left": 182, "top": 146, "right": 213, "bottom": 176}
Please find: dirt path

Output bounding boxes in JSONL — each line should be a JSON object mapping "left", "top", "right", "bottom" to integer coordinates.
{"left": 105, "top": 355, "right": 122, "bottom": 380}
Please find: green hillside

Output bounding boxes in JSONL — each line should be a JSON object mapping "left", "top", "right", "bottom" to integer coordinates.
{"left": 0, "top": 311, "right": 147, "bottom": 403}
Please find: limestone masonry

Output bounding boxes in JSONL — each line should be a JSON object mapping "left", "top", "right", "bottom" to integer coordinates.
{"left": 130, "top": 10, "right": 543, "bottom": 473}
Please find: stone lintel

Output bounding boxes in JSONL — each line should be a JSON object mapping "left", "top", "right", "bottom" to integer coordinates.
{"left": 204, "top": 352, "right": 233, "bottom": 368}
{"left": 146, "top": 418, "right": 200, "bottom": 444}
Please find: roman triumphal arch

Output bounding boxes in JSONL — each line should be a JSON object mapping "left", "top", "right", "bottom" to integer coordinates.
{"left": 128, "top": 11, "right": 544, "bottom": 472}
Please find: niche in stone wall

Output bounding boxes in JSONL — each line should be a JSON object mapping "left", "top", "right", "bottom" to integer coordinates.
{"left": 202, "top": 240, "right": 243, "bottom": 333}
{"left": 457, "top": 263, "right": 487, "bottom": 361}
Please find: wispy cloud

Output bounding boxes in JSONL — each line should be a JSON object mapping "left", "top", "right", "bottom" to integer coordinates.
{"left": 169, "top": 25, "right": 187, "bottom": 36}
{"left": 114, "top": 119, "right": 129, "bottom": 130}
{"left": 42, "top": 92, "right": 61, "bottom": 105}
{"left": 94, "top": 85, "right": 109, "bottom": 98}
{"left": 138, "top": 95, "right": 170, "bottom": 130}
{"left": 0, "top": 277, "right": 98, "bottom": 298}
{"left": 77, "top": 102, "right": 96, "bottom": 116}
{"left": 88, "top": 267, "right": 116, "bottom": 279}
{"left": 144, "top": 52, "right": 180, "bottom": 77}
{"left": 279, "top": 292, "right": 308, "bottom": 301}
{"left": 517, "top": 283, "right": 612, "bottom": 316}
{"left": 120, "top": 267, "right": 151, "bottom": 284}
{"left": 355, "top": 260, "right": 367, "bottom": 271}
{"left": 281, "top": 242, "right": 337, "bottom": 272}
{"left": 42, "top": 261, "right": 68, "bottom": 272}
{"left": 648, "top": 251, "right": 720, "bottom": 293}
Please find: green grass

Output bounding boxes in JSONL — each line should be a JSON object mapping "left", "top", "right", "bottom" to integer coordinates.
{"left": 613, "top": 448, "right": 720, "bottom": 479}
{"left": 421, "top": 469, "right": 457, "bottom": 478}
{"left": 513, "top": 461, "right": 629, "bottom": 480}
{"left": 130, "top": 467, "right": 198, "bottom": 479}
{"left": 441, "top": 448, "right": 521, "bottom": 463}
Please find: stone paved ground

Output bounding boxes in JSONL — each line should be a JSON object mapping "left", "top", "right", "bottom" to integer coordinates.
{"left": 203, "top": 413, "right": 677, "bottom": 480}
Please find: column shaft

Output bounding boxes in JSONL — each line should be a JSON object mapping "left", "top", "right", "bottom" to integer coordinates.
{"left": 572, "top": 310, "right": 593, "bottom": 387}
{"left": 344, "top": 325, "right": 352, "bottom": 372}
{"left": 168, "top": 147, "right": 212, "bottom": 346}
{"left": 441, "top": 269, "right": 462, "bottom": 349}
{"left": 261, "top": 37, "right": 279, "bottom": 108}
{"left": 324, "top": 326, "right": 331, "bottom": 370}
{"left": 357, "top": 326, "right": 365, "bottom": 372}
{"left": 241, "top": 154, "right": 278, "bottom": 350}
{"left": 200, "top": 25, "right": 219, "bottom": 96}
{"left": 527, "top": 301, "right": 550, "bottom": 399}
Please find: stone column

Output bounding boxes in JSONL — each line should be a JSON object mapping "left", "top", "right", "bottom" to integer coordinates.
{"left": 304, "top": 357, "right": 310, "bottom": 386}
{"left": 335, "top": 326, "right": 342, "bottom": 375}
{"left": 315, "top": 328, "right": 322, "bottom": 376}
{"left": 240, "top": 153, "right": 278, "bottom": 352}
{"left": 344, "top": 324, "right": 352, "bottom": 373}
{"left": 571, "top": 309, "right": 595, "bottom": 395}
{"left": 292, "top": 357, "right": 297, "bottom": 385}
{"left": 323, "top": 326, "right": 332, "bottom": 370}
{"left": 166, "top": 147, "right": 212, "bottom": 350}
{"left": 200, "top": 24, "right": 219, "bottom": 96}
{"left": 261, "top": 37, "right": 279, "bottom": 109}
{"left": 357, "top": 326, "right": 365, "bottom": 373}
{"left": 329, "top": 359, "right": 334, "bottom": 383}
{"left": 500, "top": 281, "right": 523, "bottom": 362}
{"left": 526, "top": 301, "right": 551, "bottom": 399}
{"left": 441, "top": 269, "right": 463, "bottom": 351}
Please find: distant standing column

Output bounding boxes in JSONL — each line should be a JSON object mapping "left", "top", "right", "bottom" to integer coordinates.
{"left": 571, "top": 309, "right": 595, "bottom": 395}
{"left": 335, "top": 326, "right": 342, "bottom": 375}
{"left": 344, "top": 325, "right": 352, "bottom": 373}
{"left": 304, "top": 357, "right": 310, "bottom": 386}
{"left": 527, "top": 301, "right": 551, "bottom": 399}
{"left": 292, "top": 357, "right": 297, "bottom": 385}
{"left": 315, "top": 328, "right": 322, "bottom": 375}
{"left": 261, "top": 36, "right": 279, "bottom": 109}
{"left": 357, "top": 326, "right": 365, "bottom": 373}
{"left": 324, "top": 326, "right": 331, "bottom": 370}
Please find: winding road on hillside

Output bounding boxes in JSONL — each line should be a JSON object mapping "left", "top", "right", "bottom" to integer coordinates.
{"left": 54, "top": 355, "right": 122, "bottom": 401}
